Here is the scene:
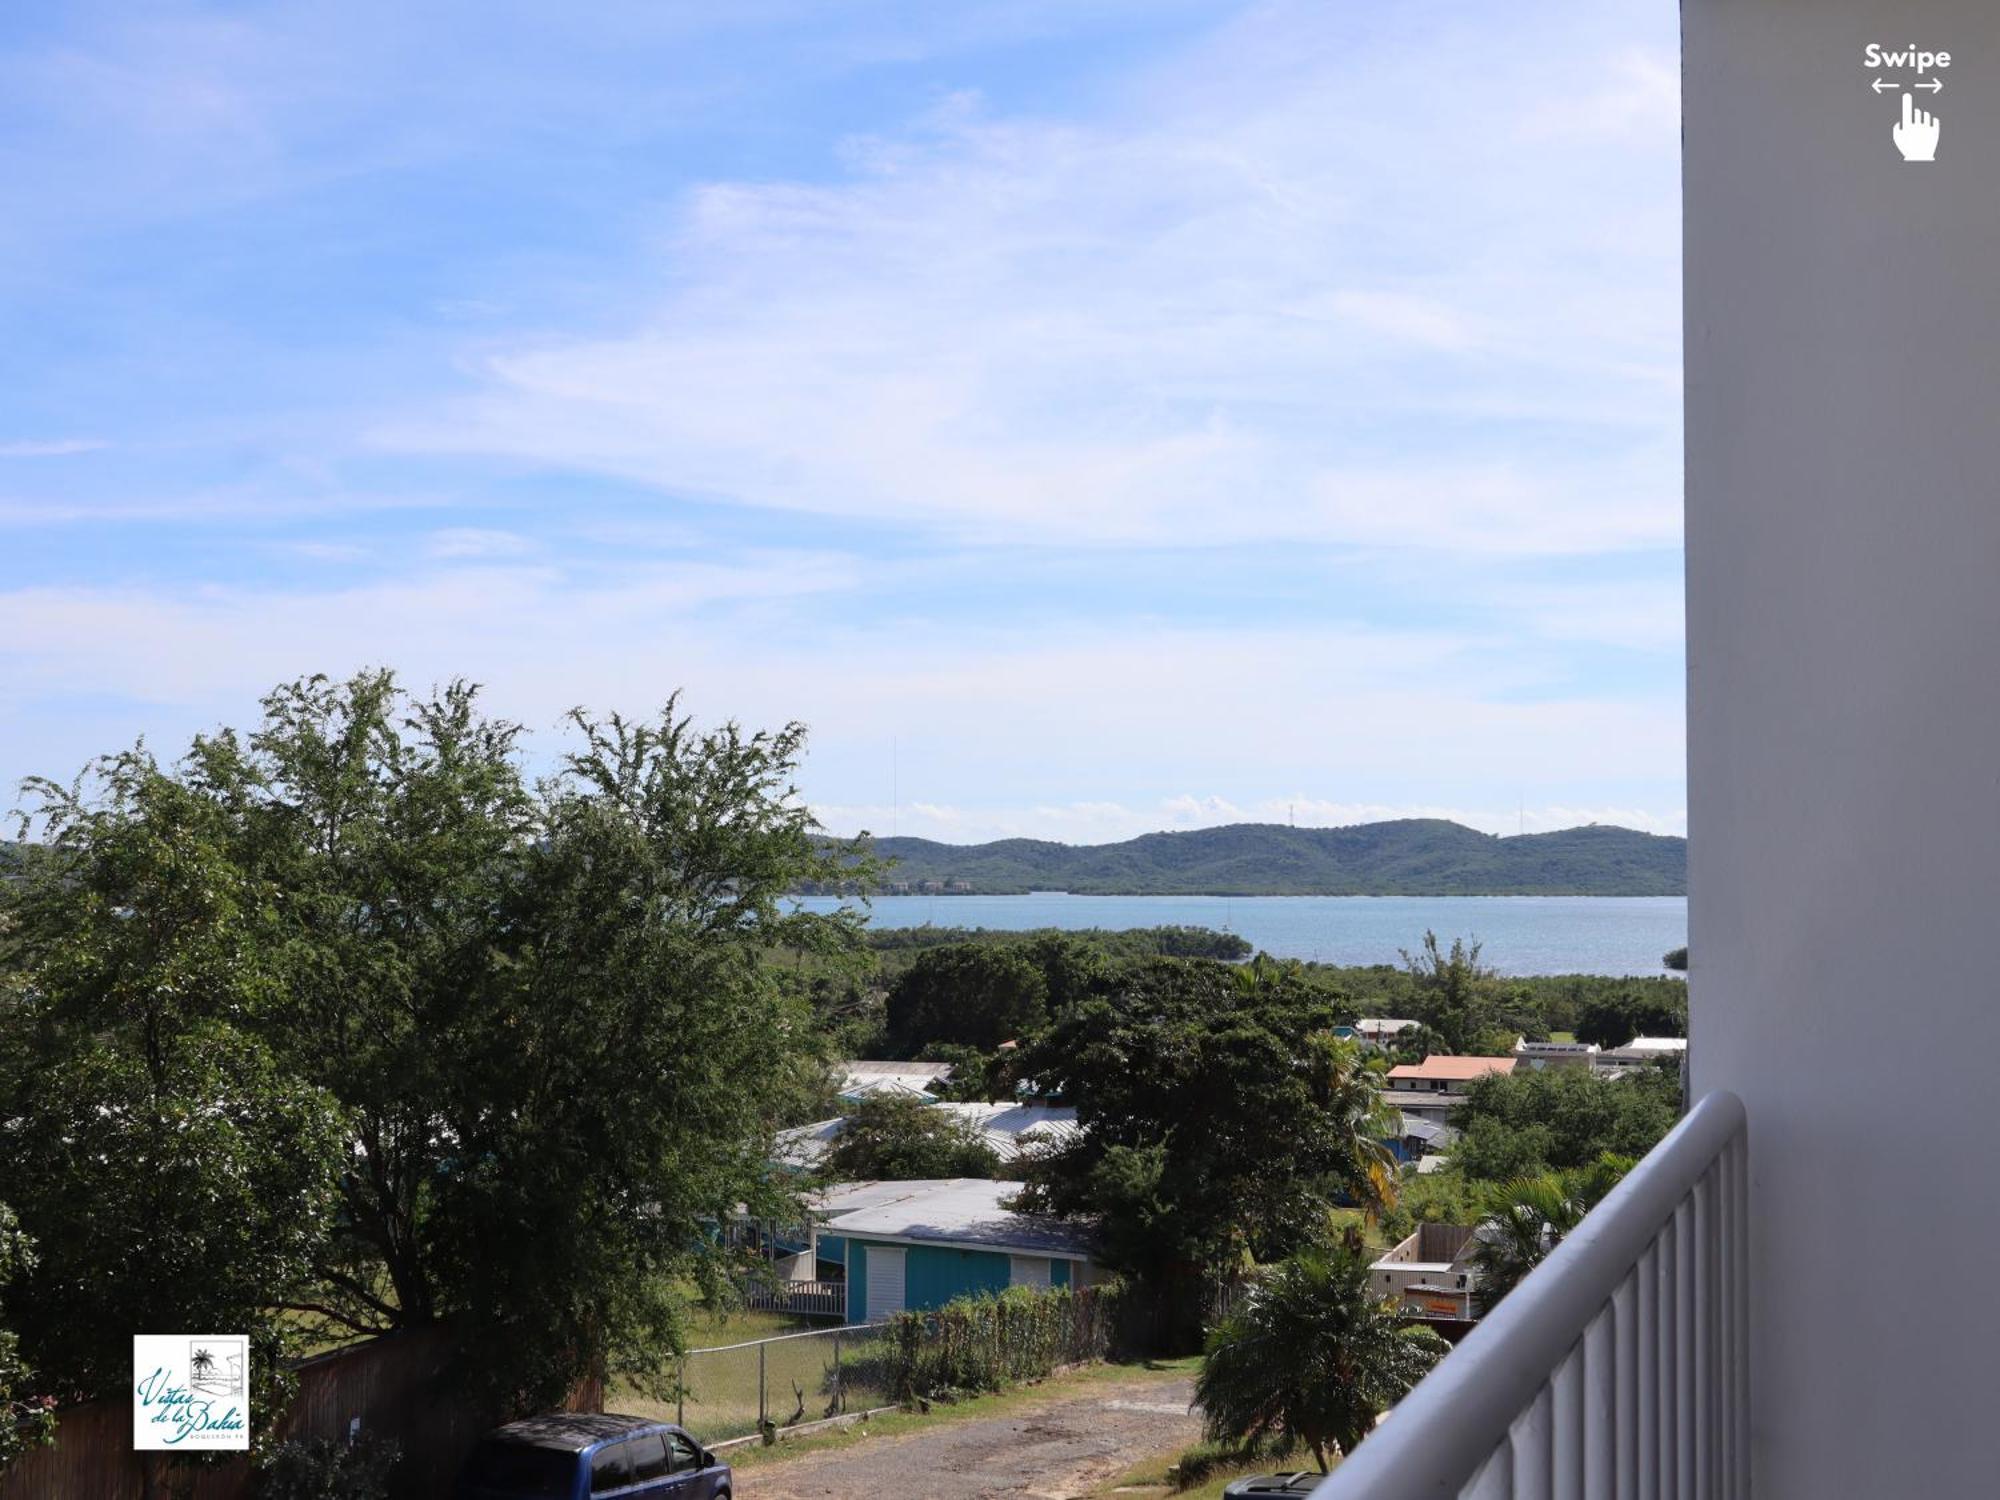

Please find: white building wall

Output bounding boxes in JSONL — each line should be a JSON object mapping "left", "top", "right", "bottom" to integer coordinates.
{"left": 1685, "top": 1, "right": 2000, "bottom": 1492}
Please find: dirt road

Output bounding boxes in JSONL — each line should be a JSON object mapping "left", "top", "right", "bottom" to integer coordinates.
{"left": 737, "top": 1372, "right": 1199, "bottom": 1500}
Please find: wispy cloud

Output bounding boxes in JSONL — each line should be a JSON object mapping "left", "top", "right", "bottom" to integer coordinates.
{"left": 379, "top": 3, "right": 1681, "bottom": 554}
{"left": 0, "top": 438, "right": 108, "bottom": 458}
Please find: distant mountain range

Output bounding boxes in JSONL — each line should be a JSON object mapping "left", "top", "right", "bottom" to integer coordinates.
{"left": 837, "top": 819, "right": 1685, "bottom": 897}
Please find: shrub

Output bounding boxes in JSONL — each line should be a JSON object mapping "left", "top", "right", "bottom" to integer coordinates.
{"left": 257, "top": 1434, "right": 399, "bottom": 1500}
{"left": 886, "top": 1284, "right": 1115, "bottom": 1399}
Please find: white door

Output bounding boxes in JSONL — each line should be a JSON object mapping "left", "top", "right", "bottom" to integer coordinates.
{"left": 866, "top": 1245, "right": 906, "bottom": 1320}
{"left": 1009, "top": 1254, "right": 1052, "bottom": 1289}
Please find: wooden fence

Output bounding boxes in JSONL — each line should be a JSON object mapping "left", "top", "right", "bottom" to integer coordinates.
{"left": 0, "top": 1326, "right": 603, "bottom": 1500}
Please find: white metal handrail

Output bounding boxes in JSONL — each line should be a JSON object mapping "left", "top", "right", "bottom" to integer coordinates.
{"left": 1314, "top": 1089, "right": 1749, "bottom": 1499}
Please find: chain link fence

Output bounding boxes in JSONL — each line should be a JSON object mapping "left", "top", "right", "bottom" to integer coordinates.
{"left": 674, "top": 1323, "right": 898, "bottom": 1446}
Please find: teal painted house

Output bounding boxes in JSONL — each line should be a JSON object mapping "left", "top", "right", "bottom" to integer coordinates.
{"left": 809, "top": 1179, "right": 1097, "bottom": 1322}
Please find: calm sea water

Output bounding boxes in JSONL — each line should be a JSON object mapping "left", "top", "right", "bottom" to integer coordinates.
{"left": 794, "top": 893, "right": 1687, "bottom": 977}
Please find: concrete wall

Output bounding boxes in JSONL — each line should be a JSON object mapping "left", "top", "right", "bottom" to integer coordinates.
{"left": 1684, "top": 0, "right": 2000, "bottom": 1492}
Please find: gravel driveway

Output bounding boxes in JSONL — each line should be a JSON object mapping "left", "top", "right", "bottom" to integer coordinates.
{"left": 738, "top": 1373, "right": 1199, "bottom": 1500}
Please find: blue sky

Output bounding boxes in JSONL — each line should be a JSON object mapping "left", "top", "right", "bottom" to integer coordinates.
{"left": 0, "top": 0, "right": 1685, "bottom": 844}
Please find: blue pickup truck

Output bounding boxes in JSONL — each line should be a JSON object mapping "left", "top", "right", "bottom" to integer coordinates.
{"left": 458, "top": 1413, "right": 731, "bottom": 1500}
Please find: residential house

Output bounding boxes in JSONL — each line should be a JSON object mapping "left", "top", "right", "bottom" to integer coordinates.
{"left": 1596, "top": 1036, "right": 1687, "bottom": 1074}
{"left": 1386, "top": 1111, "right": 1459, "bottom": 1166}
{"left": 1370, "top": 1222, "right": 1481, "bottom": 1321}
{"left": 1513, "top": 1038, "right": 1600, "bottom": 1071}
{"left": 1338, "top": 1017, "right": 1420, "bottom": 1048}
{"left": 1382, "top": 1055, "right": 1516, "bottom": 1123}
{"left": 805, "top": 1179, "right": 1098, "bottom": 1322}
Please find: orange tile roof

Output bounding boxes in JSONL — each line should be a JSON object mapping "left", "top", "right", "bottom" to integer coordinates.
{"left": 1386, "top": 1055, "right": 1518, "bottom": 1082}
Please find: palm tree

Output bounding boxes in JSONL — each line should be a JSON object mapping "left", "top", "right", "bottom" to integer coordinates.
{"left": 1196, "top": 1245, "right": 1450, "bottom": 1471}
{"left": 1301, "top": 1031, "right": 1403, "bottom": 1216}
{"left": 189, "top": 1347, "right": 216, "bottom": 1384}
{"left": 1472, "top": 1152, "right": 1636, "bottom": 1313}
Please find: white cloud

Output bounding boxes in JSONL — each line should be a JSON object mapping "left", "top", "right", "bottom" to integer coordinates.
{"left": 377, "top": 4, "right": 1681, "bottom": 555}
{"left": 425, "top": 527, "right": 536, "bottom": 560}
{"left": 0, "top": 438, "right": 107, "bottom": 457}
{"left": 0, "top": 565, "right": 1682, "bottom": 836}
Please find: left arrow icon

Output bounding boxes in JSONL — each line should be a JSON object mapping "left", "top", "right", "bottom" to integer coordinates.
{"left": 1872, "top": 77, "right": 1894, "bottom": 93}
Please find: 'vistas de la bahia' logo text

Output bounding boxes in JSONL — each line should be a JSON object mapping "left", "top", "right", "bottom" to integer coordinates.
{"left": 131, "top": 1335, "right": 250, "bottom": 1451}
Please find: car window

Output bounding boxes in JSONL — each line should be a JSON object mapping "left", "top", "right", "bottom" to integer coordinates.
{"left": 590, "top": 1442, "right": 633, "bottom": 1494}
{"left": 628, "top": 1433, "right": 669, "bottom": 1482}
{"left": 462, "top": 1440, "right": 580, "bottom": 1498}
{"left": 667, "top": 1431, "right": 703, "bottom": 1473}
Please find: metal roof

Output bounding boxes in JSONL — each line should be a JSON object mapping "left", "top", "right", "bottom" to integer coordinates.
{"left": 776, "top": 1103, "right": 1079, "bottom": 1169}
{"left": 816, "top": 1178, "right": 1096, "bottom": 1257}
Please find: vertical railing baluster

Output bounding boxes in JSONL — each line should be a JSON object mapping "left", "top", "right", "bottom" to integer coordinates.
{"left": 1583, "top": 1308, "right": 1615, "bottom": 1499}
{"left": 1552, "top": 1338, "right": 1586, "bottom": 1500}
{"left": 1656, "top": 1224, "right": 1672, "bottom": 1500}
{"left": 1732, "top": 1131, "right": 1751, "bottom": 1500}
{"left": 1692, "top": 1169, "right": 1713, "bottom": 1500}
{"left": 1510, "top": 1385, "right": 1553, "bottom": 1497}
{"left": 1616, "top": 1275, "right": 1639, "bottom": 1500}
{"left": 1637, "top": 1242, "right": 1659, "bottom": 1500}
{"left": 1670, "top": 1197, "right": 1687, "bottom": 1498}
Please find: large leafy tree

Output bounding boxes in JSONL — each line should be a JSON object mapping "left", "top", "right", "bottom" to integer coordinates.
{"left": 1, "top": 673, "right": 867, "bottom": 1413}
{"left": 0, "top": 755, "right": 348, "bottom": 1420}
{"left": 1016, "top": 957, "right": 1399, "bottom": 1346}
{"left": 823, "top": 1094, "right": 1000, "bottom": 1180}
{"left": 0, "top": 1203, "right": 55, "bottom": 1468}
{"left": 1197, "top": 1243, "right": 1449, "bottom": 1471}
{"left": 1448, "top": 1066, "right": 1679, "bottom": 1183}
{"left": 1574, "top": 990, "right": 1688, "bottom": 1049}
{"left": 884, "top": 943, "right": 1048, "bottom": 1055}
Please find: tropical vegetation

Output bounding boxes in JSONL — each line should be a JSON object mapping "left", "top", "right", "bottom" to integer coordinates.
{"left": 1196, "top": 1240, "right": 1449, "bottom": 1471}
{"left": 1470, "top": 1154, "right": 1635, "bottom": 1314}
{"left": 822, "top": 1092, "right": 1001, "bottom": 1180}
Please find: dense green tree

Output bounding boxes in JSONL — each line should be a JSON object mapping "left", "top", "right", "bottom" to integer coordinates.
{"left": 1449, "top": 1067, "right": 1679, "bottom": 1183}
{"left": 1, "top": 673, "right": 867, "bottom": 1414}
{"left": 1016, "top": 958, "right": 1398, "bottom": 1346}
{"left": 1197, "top": 1243, "right": 1449, "bottom": 1470}
{"left": 1471, "top": 1153, "right": 1634, "bottom": 1313}
{"left": 0, "top": 755, "right": 348, "bottom": 1421}
{"left": 823, "top": 1093, "right": 1000, "bottom": 1180}
{"left": 1574, "top": 991, "right": 1687, "bottom": 1049}
{"left": 0, "top": 1203, "right": 55, "bottom": 1468}
{"left": 1401, "top": 932, "right": 1499, "bottom": 1053}
{"left": 885, "top": 943, "right": 1048, "bottom": 1055}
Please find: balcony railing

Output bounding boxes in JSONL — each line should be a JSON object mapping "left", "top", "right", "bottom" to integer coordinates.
{"left": 1315, "top": 1089, "right": 1749, "bottom": 1499}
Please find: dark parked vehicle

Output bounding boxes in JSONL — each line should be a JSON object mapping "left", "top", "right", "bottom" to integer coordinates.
{"left": 458, "top": 1412, "right": 731, "bottom": 1500}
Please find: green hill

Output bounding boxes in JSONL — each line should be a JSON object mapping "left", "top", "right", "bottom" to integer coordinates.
{"left": 830, "top": 819, "right": 1684, "bottom": 896}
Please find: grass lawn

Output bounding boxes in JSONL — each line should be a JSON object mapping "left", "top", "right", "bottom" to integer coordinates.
{"left": 681, "top": 1305, "right": 821, "bottom": 1349}
{"left": 716, "top": 1356, "right": 1202, "bottom": 1473}
{"left": 610, "top": 1318, "right": 893, "bottom": 1446}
